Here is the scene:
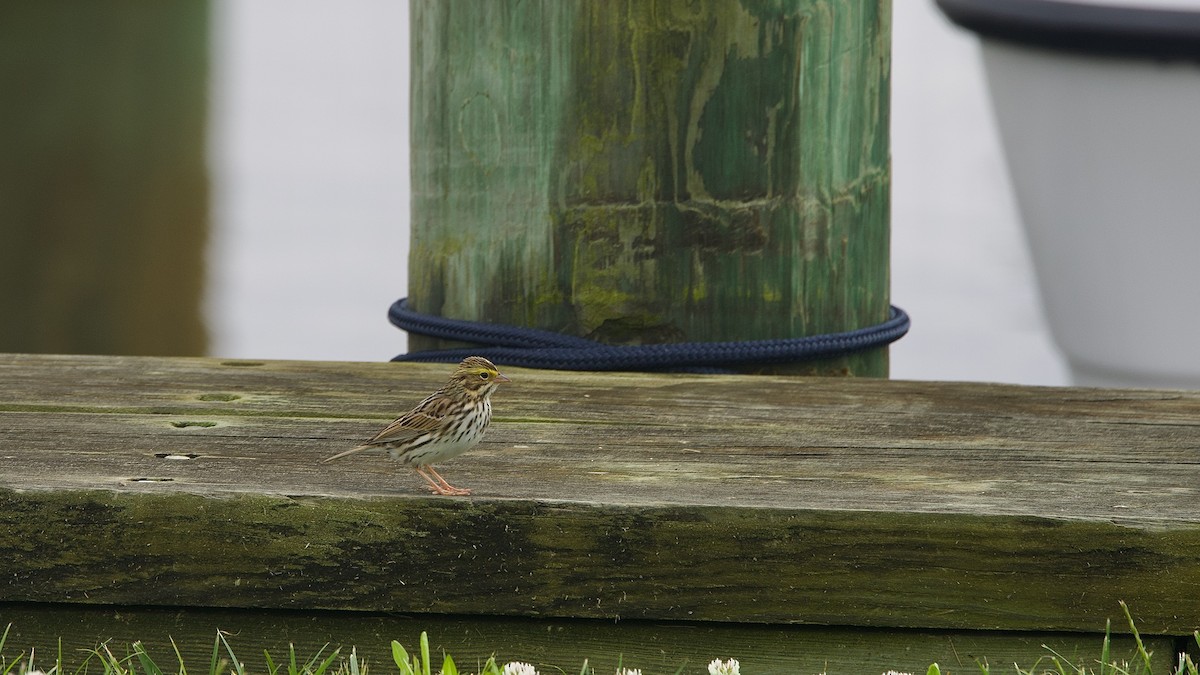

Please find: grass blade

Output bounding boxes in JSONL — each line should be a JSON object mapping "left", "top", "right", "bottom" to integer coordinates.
{"left": 479, "top": 656, "right": 501, "bottom": 675}
{"left": 169, "top": 637, "right": 187, "bottom": 675}
{"left": 208, "top": 632, "right": 222, "bottom": 675}
{"left": 419, "top": 633, "right": 431, "bottom": 675}
{"left": 1180, "top": 634, "right": 1199, "bottom": 675}
{"left": 218, "top": 631, "right": 245, "bottom": 675}
{"left": 1100, "top": 619, "right": 1112, "bottom": 675}
{"left": 0, "top": 624, "right": 19, "bottom": 675}
{"left": 310, "top": 646, "right": 341, "bottom": 675}
{"left": 1120, "top": 601, "right": 1154, "bottom": 674}
{"left": 101, "top": 642, "right": 130, "bottom": 675}
{"left": 132, "top": 641, "right": 164, "bottom": 675}
{"left": 391, "top": 641, "right": 414, "bottom": 675}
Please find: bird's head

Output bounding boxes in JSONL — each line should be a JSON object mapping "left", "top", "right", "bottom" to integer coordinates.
{"left": 452, "top": 356, "right": 511, "bottom": 398}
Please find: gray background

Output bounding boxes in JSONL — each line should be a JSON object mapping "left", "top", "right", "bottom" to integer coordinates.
{"left": 206, "top": 2, "right": 1069, "bottom": 386}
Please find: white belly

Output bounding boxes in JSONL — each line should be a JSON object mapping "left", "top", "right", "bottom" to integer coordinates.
{"left": 391, "top": 400, "right": 491, "bottom": 466}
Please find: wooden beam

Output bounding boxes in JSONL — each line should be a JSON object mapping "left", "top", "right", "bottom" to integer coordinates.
{"left": 1, "top": 354, "right": 1198, "bottom": 635}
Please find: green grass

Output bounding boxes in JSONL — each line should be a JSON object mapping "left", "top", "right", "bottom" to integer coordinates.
{"left": 935, "top": 604, "right": 1200, "bottom": 675}
{"left": 0, "top": 629, "right": 351, "bottom": 675}
{"left": 1, "top": 603, "right": 1197, "bottom": 675}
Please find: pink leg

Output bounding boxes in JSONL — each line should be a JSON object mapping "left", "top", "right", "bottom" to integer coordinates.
{"left": 413, "top": 467, "right": 448, "bottom": 494}
{"left": 423, "top": 465, "right": 472, "bottom": 496}
{"left": 415, "top": 465, "right": 471, "bottom": 496}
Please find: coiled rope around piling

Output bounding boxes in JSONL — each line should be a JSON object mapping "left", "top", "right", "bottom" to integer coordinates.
{"left": 388, "top": 298, "right": 909, "bottom": 373}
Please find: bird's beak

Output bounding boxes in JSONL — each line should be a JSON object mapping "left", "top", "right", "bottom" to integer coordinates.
{"left": 495, "top": 372, "right": 512, "bottom": 383}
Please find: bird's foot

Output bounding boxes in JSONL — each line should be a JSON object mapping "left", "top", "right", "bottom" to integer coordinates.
{"left": 428, "top": 484, "right": 472, "bottom": 496}
{"left": 416, "top": 466, "right": 472, "bottom": 496}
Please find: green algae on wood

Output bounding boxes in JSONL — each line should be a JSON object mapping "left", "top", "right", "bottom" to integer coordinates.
{"left": 5, "top": 487, "right": 1200, "bottom": 635}
{"left": 409, "top": 0, "right": 892, "bottom": 375}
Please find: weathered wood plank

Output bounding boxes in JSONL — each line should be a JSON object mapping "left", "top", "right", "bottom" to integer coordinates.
{"left": 1, "top": 354, "right": 1198, "bottom": 635}
{"left": 0, "top": 604, "right": 1179, "bottom": 675}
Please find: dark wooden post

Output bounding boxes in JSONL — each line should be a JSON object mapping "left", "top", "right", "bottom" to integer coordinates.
{"left": 0, "top": 3, "right": 209, "bottom": 356}
{"left": 409, "top": 1, "right": 891, "bottom": 375}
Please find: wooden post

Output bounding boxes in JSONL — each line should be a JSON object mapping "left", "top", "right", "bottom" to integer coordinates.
{"left": 409, "top": 1, "right": 892, "bottom": 375}
{"left": 0, "top": 4, "right": 209, "bottom": 356}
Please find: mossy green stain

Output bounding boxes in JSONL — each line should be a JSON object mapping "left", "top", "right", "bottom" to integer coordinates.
{"left": 409, "top": 0, "right": 891, "bottom": 373}
{"left": 4, "top": 487, "right": 1200, "bottom": 633}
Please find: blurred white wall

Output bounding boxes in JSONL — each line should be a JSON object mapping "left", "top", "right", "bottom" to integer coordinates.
{"left": 890, "top": 3, "right": 1067, "bottom": 384}
{"left": 208, "top": 0, "right": 410, "bottom": 362}
{"left": 207, "top": 1, "right": 1070, "bottom": 385}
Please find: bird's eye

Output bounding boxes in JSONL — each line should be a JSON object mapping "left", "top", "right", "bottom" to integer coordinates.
{"left": 479, "top": 372, "right": 490, "bottom": 380}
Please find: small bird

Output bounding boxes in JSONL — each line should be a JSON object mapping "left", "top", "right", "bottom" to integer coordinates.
{"left": 322, "top": 356, "right": 510, "bottom": 496}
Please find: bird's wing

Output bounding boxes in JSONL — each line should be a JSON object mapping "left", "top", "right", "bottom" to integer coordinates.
{"left": 367, "top": 410, "right": 443, "bottom": 444}
{"left": 321, "top": 389, "right": 452, "bottom": 464}
{"left": 320, "top": 414, "right": 435, "bottom": 464}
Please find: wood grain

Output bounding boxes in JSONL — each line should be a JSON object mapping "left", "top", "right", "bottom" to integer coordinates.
{"left": 1, "top": 354, "right": 1198, "bottom": 636}
{"left": 408, "top": 0, "right": 892, "bottom": 375}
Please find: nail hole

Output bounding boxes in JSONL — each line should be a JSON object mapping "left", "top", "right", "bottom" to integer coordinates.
{"left": 197, "top": 393, "right": 240, "bottom": 402}
{"left": 221, "top": 361, "right": 265, "bottom": 367}
{"left": 130, "top": 477, "right": 174, "bottom": 483}
{"left": 170, "top": 421, "right": 217, "bottom": 428}
{"left": 155, "top": 452, "right": 199, "bottom": 460}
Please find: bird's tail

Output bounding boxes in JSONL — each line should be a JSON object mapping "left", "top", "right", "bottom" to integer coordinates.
{"left": 320, "top": 444, "right": 375, "bottom": 464}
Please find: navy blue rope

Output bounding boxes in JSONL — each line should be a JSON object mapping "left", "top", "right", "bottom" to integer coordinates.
{"left": 389, "top": 297, "right": 909, "bottom": 372}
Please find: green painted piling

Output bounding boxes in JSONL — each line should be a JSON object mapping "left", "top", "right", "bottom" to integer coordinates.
{"left": 409, "top": 1, "right": 891, "bottom": 375}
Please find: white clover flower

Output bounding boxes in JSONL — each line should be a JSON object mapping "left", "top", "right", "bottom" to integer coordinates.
{"left": 502, "top": 663, "right": 539, "bottom": 675}
{"left": 708, "top": 658, "right": 740, "bottom": 675}
{"left": 882, "top": 671, "right": 914, "bottom": 675}
{"left": 615, "top": 669, "right": 642, "bottom": 675}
